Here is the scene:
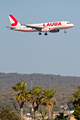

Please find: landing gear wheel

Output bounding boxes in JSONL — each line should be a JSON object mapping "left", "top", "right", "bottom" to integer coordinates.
{"left": 38, "top": 32, "right": 41, "bottom": 35}
{"left": 44, "top": 32, "right": 47, "bottom": 36}
{"left": 64, "top": 29, "right": 66, "bottom": 33}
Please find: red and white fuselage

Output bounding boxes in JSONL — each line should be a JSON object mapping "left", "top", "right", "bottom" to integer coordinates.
{"left": 7, "top": 15, "right": 74, "bottom": 35}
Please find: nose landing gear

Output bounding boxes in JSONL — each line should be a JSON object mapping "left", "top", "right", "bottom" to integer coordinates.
{"left": 64, "top": 29, "right": 66, "bottom": 33}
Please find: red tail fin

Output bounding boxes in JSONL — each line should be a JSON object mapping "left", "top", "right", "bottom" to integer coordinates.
{"left": 9, "top": 15, "right": 20, "bottom": 27}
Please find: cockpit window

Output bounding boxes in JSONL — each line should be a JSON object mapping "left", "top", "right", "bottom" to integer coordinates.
{"left": 67, "top": 22, "right": 71, "bottom": 24}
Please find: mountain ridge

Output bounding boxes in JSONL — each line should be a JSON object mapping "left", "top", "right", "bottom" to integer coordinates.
{"left": 0, "top": 72, "right": 80, "bottom": 87}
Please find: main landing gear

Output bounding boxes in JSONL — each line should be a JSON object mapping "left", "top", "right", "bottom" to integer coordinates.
{"left": 38, "top": 32, "right": 42, "bottom": 35}
{"left": 64, "top": 29, "right": 66, "bottom": 33}
{"left": 38, "top": 32, "right": 48, "bottom": 35}
{"left": 44, "top": 32, "right": 48, "bottom": 36}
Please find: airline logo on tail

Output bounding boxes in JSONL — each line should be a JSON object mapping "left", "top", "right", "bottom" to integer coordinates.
{"left": 9, "top": 15, "right": 21, "bottom": 27}
{"left": 9, "top": 15, "right": 18, "bottom": 26}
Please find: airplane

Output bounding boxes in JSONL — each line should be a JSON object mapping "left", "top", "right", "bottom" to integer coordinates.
{"left": 6, "top": 14, "right": 74, "bottom": 35}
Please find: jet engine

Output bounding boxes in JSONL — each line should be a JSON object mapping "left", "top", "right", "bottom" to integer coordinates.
{"left": 50, "top": 29, "right": 59, "bottom": 33}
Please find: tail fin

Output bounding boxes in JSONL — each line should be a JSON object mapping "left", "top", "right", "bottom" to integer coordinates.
{"left": 9, "top": 15, "right": 21, "bottom": 27}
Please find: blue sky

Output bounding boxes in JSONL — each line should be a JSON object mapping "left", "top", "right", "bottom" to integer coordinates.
{"left": 0, "top": 0, "right": 80, "bottom": 76}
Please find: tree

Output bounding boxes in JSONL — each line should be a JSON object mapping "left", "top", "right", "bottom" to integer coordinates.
{"left": 71, "top": 86, "right": 80, "bottom": 119}
{"left": 0, "top": 107, "right": 22, "bottom": 120}
{"left": 71, "top": 86, "right": 80, "bottom": 107}
{"left": 27, "top": 87, "right": 42, "bottom": 120}
{"left": 41, "top": 89, "right": 56, "bottom": 120}
{"left": 73, "top": 104, "right": 80, "bottom": 120}
{"left": 12, "top": 82, "right": 27, "bottom": 118}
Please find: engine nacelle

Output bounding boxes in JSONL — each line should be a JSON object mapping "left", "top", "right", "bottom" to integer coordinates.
{"left": 50, "top": 29, "right": 59, "bottom": 33}
{"left": 42, "top": 28, "right": 49, "bottom": 32}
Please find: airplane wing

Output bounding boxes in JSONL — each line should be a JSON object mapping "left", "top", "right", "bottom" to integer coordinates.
{"left": 23, "top": 24, "right": 43, "bottom": 31}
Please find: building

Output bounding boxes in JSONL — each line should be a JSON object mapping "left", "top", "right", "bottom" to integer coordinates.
{"left": 23, "top": 113, "right": 33, "bottom": 120}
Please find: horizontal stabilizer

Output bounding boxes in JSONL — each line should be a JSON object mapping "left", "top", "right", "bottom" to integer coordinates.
{"left": 6, "top": 26, "right": 15, "bottom": 30}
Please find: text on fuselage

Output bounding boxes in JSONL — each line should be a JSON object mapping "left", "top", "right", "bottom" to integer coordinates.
{"left": 43, "top": 22, "right": 62, "bottom": 27}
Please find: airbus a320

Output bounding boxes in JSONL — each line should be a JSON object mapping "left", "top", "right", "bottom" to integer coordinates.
{"left": 6, "top": 14, "right": 74, "bottom": 35}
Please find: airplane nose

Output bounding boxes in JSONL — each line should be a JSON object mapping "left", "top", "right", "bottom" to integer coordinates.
{"left": 72, "top": 24, "right": 74, "bottom": 27}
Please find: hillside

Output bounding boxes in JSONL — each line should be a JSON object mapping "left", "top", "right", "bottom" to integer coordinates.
{"left": 0, "top": 73, "right": 80, "bottom": 87}
{"left": 0, "top": 73, "right": 80, "bottom": 112}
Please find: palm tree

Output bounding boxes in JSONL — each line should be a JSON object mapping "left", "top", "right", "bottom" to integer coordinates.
{"left": 70, "top": 86, "right": 80, "bottom": 120}
{"left": 27, "top": 87, "right": 42, "bottom": 120}
{"left": 41, "top": 89, "right": 56, "bottom": 120}
{"left": 71, "top": 86, "right": 80, "bottom": 106}
{"left": 12, "top": 81, "right": 27, "bottom": 118}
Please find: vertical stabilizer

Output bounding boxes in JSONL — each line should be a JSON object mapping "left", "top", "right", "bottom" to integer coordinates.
{"left": 9, "top": 15, "right": 21, "bottom": 27}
